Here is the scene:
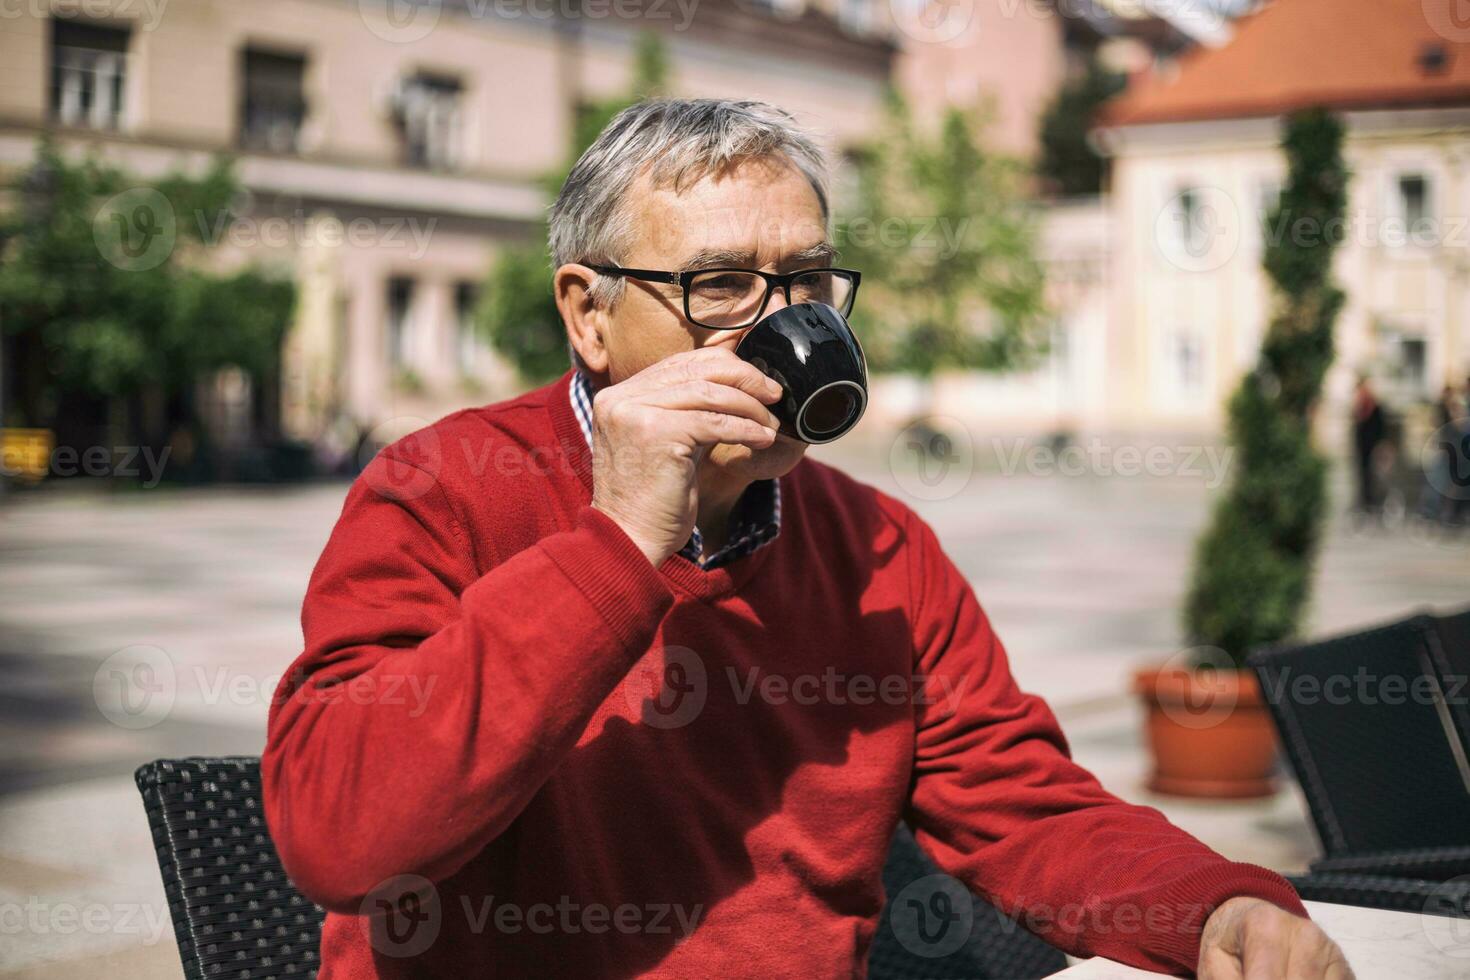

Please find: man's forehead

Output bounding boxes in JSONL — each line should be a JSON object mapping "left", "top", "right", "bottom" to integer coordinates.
{"left": 628, "top": 160, "right": 828, "bottom": 265}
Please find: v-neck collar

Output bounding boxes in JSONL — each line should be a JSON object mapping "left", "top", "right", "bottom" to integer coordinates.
{"left": 545, "top": 370, "right": 780, "bottom": 601}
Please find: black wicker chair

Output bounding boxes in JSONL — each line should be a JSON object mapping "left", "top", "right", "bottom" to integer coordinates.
{"left": 868, "top": 824, "right": 1066, "bottom": 980}
{"left": 1427, "top": 606, "right": 1470, "bottom": 753}
{"left": 1250, "top": 614, "right": 1470, "bottom": 911}
{"left": 135, "top": 757, "right": 325, "bottom": 979}
{"left": 1283, "top": 873, "right": 1470, "bottom": 919}
{"left": 1249, "top": 615, "right": 1470, "bottom": 858}
{"left": 138, "top": 758, "right": 1065, "bottom": 979}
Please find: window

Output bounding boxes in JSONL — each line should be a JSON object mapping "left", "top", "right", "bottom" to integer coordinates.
{"left": 1172, "top": 328, "right": 1204, "bottom": 394}
{"left": 837, "top": 0, "right": 876, "bottom": 34}
{"left": 394, "top": 73, "right": 463, "bottom": 170}
{"left": 1399, "top": 336, "right": 1428, "bottom": 393}
{"left": 1172, "top": 188, "right": 1210, "bottom": 259}
{"left": 241, "top": 49, "right": 307, "bottom": 153}
{"left": 1379, "top": 326, "right": 1429, "bottom": 398}
{"left": 1397, "top": 174, "right": 1431, "bottom": 235}
{"left": 51, "top": 20, "right": 130, "bottom": 130}
{"left": 455, "top": 282, "right": 482, "bottom": 373}
{"left": 1255, "top": 179, "right": 1281, "bottom": 237}
{"left": 1048, "top": 317, "right": 1071, "bottom": 377}
{"left": 745, "top": 0, "right": 805, "bottom": 17}
{"left": 386, "top": 278, "right": 416, "bottom": 368}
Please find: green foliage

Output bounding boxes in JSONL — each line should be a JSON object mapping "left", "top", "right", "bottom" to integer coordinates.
{"left": 481, "top": 244, "right": 565, "bottom": 382}
{"left": 1037, "top": 57, "right": 1127, "bottom": 198}
{"left": 838, "top": 93, "right": 1048, "bottom": 377}
{"left": 478, "top": 31, "right": 668, "bottom": 384}
{"left": 1183, "top": 109, "right": 1348, "bottom": 666}
{"left": 0, "top": 141, "right": 295, "bottom": 430}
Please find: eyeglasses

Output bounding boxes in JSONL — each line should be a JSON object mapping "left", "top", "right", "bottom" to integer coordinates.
{"left": 585, "top": 263, "right": 861, "bottom": 330}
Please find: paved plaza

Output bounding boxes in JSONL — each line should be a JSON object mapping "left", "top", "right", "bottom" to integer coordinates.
{"left": 2, "top": 445, "right": 1467, "bottom": 977}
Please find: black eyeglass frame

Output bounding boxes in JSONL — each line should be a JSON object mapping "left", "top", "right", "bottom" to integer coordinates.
{"left": 585, "top": 263, "right": 861, "bottom": 330}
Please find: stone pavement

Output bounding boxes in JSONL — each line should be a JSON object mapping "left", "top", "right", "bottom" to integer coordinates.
{"left": 1, "top": 452, "right": 1467, "bottom": 977}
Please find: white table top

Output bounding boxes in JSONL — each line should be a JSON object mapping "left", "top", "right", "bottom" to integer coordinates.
{"left": 1053, "top": 901, "right": 1470, "bottom": 979}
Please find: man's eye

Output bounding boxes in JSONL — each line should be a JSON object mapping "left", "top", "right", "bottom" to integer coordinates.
{"left": 697, "top": 275, "right": 751, "bottom": 292}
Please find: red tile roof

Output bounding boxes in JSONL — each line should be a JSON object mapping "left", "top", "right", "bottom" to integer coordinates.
{"left": 1102, "top": 0, "right": 1470, "bottom": 126}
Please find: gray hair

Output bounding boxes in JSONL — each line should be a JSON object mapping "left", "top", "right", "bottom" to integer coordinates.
{"left": 548, "top": 98, "right": 830, "bottom": 308}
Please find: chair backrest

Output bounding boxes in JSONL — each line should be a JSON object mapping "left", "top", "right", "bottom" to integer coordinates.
{"left": 135, "top": 757, "right": 324, "bottom": 980}
{"left": 1249, "top": 616, "right": 1470, "bottom": 856}
{"left": 1428, "top": 606, "right": 1470, "bottom": 753}
{"left": 867, "top": 824, "right": 1065, "bottom": 980}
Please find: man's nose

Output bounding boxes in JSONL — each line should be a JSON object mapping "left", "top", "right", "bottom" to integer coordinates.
{"left": 763, "top": 286, "right": 790, "bottom": 315}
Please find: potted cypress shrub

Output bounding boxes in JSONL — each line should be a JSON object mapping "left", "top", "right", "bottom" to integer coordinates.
{"left": 1135, "top": 109, "right": 1348, "bottom": 798}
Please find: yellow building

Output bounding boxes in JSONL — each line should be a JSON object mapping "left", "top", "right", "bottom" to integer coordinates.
{"left": 1095, "top": 0, "right": 1470, "bottom": 444}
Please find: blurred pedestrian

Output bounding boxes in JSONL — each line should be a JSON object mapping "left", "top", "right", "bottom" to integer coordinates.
{"left": 1420, "top": 384, "right": 1463, "bottom": 523}
{"left": 1456, "top": 375, "right": 1470, "bottom": 523}
{"left": 1351, "top": 374, "right": 1387, "bottom": 516}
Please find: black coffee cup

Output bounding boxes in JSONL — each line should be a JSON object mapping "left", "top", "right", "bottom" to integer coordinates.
{"left": 735, "top": 302, "right": 868, "bottom": 445}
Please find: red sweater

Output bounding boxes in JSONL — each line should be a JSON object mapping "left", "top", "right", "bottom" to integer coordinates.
{"left": 264, "top": 371, "right": 1305, "bottom": 978}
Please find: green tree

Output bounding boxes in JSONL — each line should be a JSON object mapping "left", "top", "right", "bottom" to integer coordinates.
{"left": 478, "top": 31, "right": 668, "bottom": 383}
{"left": 838, "top": 93, "right": 1048, "bottom": 380}
{"left": 1183, "top": 109, "right": 1348, "bottom": 665}
{"left": 1037, "top": 56, "right": 1126, "bottom": 198}
{"left": 0, "top": 141, "right": 295, "bottom": 467}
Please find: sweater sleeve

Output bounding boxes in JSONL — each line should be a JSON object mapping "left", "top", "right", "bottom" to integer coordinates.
{"left": 262, "top": 451, "right": 674, "bottom": 913}
{"left": 899, "top": 511, "right": 1306, "bottom": 975}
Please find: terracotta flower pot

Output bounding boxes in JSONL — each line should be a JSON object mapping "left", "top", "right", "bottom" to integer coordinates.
{"left": 1132, "top": 666, "right": 1279, "bottom": 799}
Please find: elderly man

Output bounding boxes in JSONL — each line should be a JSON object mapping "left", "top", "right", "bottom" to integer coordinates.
{"left": 265, "top": 99, "right": 1350, "bottom": 979}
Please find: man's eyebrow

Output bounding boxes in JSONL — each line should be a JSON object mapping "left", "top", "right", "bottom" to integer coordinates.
{"left": 780, "top": 242, "right": 838, "bottom": 268}
{"left": 678, "top": 247, "right": 756, "bottom": 272}
{"left": 677, "top": 242, "right": 839, "bottom": 273}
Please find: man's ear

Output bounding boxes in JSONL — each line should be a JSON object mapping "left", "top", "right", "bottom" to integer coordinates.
{"left": 554, "top": 263, "right": 611, "bottom": 375}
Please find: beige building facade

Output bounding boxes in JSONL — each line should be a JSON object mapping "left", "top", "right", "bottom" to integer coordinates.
{"left": 0, "top": 0, "right": 894, "bottom": 447}
{"left": 1090, "top": 0, "right": 1470, "bottom": 451}
{"left": 1098, "top": 108, "right": 1470, "bottom": 443}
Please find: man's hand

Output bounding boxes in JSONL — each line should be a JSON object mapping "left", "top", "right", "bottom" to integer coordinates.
{"left": 589, "top": 348, "right": 783, "bottom": 567}
{"left": 1198, "top": 897, "right": 1354, "bottom": 979}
